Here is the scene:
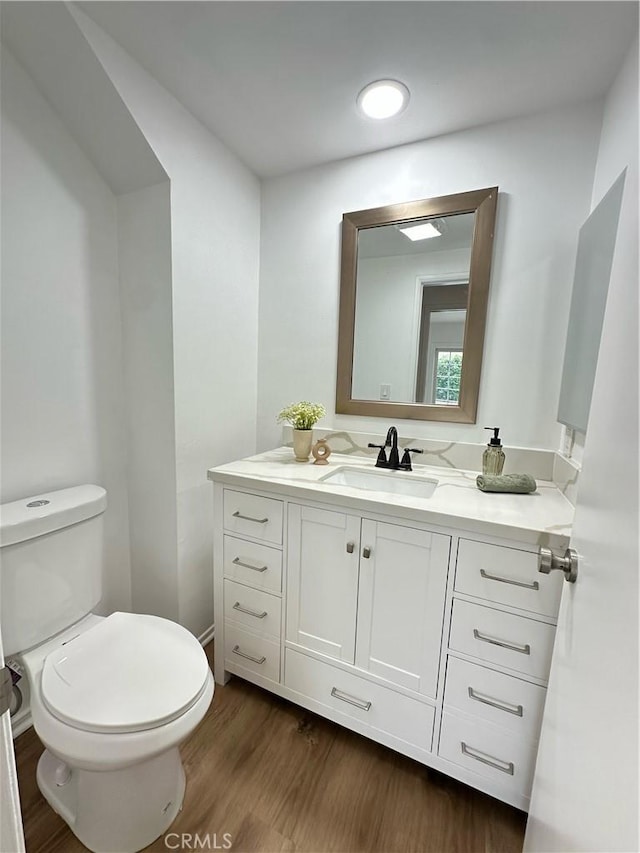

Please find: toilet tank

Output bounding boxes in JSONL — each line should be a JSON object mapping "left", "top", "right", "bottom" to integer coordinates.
{"left": 0, "top": 485, "right": 107, "bottom": 656}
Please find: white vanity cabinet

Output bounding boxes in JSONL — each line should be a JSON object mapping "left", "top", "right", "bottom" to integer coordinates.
{"left": 286, "top": 504, "right": 450, "bottom": 699}
{"left": 284, "top": 503, "right": 449, "bottom": 760}
{"left": 437, "top": 537, "right": 563, "bottom": 805}
{"left": 210, "top": 464, "right": 569, "bottom": 812}
{"left": 286, "top": 504, "right": 361, "bottom": 664}
{"left": 355, "top": 519, "right": 450, "bottom": 697}
{"left": 216, "top": 489, "right": 285, "bottom": 688}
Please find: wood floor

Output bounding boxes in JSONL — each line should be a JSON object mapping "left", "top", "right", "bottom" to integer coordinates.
{"left": 15, "top": 645, "right": 526, "bottom": 853}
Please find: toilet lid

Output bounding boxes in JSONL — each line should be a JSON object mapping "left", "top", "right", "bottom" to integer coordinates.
{"left": 41, "top": 612, "right": 210, "bottom": 734}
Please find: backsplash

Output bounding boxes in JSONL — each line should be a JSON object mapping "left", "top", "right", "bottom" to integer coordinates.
{"left": 282, "top": 426, "right": 580, "bottom": 503}
{"left": 552, "top": 453, "right": 581, "bottom": 506}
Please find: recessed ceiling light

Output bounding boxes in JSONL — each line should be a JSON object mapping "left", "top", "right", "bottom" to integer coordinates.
{"left": 398, "top": 221, "right": 442, "bottom": 241}
{"left": 357, "top": 79, "right": 410, "bottom": 120}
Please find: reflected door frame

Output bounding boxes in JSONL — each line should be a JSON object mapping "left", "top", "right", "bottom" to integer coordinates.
{"left": 413, "top": 274, "right": 469, "bottom": 403}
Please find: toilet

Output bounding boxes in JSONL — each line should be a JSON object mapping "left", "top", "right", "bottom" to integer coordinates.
{"left": 0, "top": 485, "right": 214, "bottom": 853}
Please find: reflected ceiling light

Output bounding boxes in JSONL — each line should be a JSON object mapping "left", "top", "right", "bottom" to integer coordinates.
{"left": 398, "top": 221, "right": 442, "bottom": 241}
{"left": 357, "top": 79, "right": 410, "bottom": 119}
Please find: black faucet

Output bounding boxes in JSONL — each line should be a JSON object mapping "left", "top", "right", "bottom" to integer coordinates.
{"left": 385, "top": 426, "right": 400, "bottom": 468}
{"left": 368, "top": 426, "right": 424, "bottom": 471}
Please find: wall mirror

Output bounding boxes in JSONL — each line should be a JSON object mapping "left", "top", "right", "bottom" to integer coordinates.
{"left": 336, "top": 186, "right": 498, "bottom": 422}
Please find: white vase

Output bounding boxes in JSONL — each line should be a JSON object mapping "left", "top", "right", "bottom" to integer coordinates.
{"left": 292, "top": 429, "right": 313, "bottom": 462}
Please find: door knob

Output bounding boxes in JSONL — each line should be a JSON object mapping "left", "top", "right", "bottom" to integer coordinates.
{"left": 538, "top": 546, "right": 578, "bottom": 583}
{"left": 362, "top": 546, "right": 372, "bottom": 559}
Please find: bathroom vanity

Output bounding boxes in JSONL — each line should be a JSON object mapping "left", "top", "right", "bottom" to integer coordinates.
{"left": 208, "top": 448, "right": 573, "bottom": 811}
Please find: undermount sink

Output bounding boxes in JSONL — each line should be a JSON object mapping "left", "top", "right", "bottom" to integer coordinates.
{"left": 320, "top": 466, "right": 438, "bottom": 499}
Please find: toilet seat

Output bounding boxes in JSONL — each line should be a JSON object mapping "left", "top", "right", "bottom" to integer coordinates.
{"left": 41, "top": 611, "right": 209, "bottom": 734}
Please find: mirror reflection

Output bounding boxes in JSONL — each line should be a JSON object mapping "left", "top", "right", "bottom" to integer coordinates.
{"left": 336, "top": 187, "right": 498, "bottom": 423}
{"left": 352, "top": 213, "right": 475, "bottom": 405}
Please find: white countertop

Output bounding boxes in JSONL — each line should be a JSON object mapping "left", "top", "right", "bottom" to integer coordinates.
{"left": 208, "top": 447, "right": 573, "bottom": 548}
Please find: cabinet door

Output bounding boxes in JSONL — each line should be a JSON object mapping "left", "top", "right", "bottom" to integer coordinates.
{"left": 355, "top": 520, "right": 450, "bottom": 698}
{"left": 286, "top": 504, "right": 361, "bottom": 663}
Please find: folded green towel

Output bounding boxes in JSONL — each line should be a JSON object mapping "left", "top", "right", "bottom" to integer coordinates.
{"left": 476, "top": 473, "right": 537, "bottom": 493}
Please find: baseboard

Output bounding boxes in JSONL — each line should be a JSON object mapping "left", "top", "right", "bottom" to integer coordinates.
{"left": 198, "top": 623, "right": 215, "bottom": 647}
{"left": 12, "top": 712, "right": 32, "bottom": 739}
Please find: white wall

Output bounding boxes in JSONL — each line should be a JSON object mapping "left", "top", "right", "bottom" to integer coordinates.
{"left": 0, "top": 47, "right": 131, "bottom": 613}
{"left": 117, "top": 182, "right": 179, "bottom": 621}
{"left": 353, "top": 248, "right": 470, "bottom": 402}
{"left": 72, "top": 8, "right": 261, "bottom": 636}
{"left": 258, "top": 103, "right": 603, "bottom": 451}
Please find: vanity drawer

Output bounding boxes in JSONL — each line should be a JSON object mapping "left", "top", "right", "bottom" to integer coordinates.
{"left": 224, "top": 579, "right": 282, "bottom": 640}
{"left": 224, "top": 624, "right": 280, "bottom": 683}
{"left": 223, "top": 535, "right": 283, "bottom": 593}
{"left": 438, "top": 709, "right": 537, "bottom": 799}
{"left": 444, "top": 656, "right": 547, "bottom": 739}
{"left": 455, "top": 539, "right": 561, "bottom": 617}
{"left": 223, "top": 490, "right": 283, "bottom": 545}
{"left": 285, "top": 648, "right": 434, "bottom": 753}
{"left": 449, "top": 600, "right": 556, "bottom": 681}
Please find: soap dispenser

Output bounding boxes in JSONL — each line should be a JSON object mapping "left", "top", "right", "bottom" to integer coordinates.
{"left": 483, "top": 427, "right": 505, "bottom": 475}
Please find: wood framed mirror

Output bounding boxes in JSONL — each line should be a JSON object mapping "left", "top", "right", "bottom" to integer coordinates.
{"left": 336, "top": 186, "right": 498, "bottom": 422}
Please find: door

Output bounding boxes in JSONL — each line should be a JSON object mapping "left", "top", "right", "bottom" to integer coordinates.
{"left": 286, "top": 504, "right": 361, "bottom": 663}
{"left": 355, "top": 520, "right": 450, "bottom": 697}
{"left": 524, "top": 173, "right": 638, "bottom": 846}
{"left": 0, "top": 624, "right": 26, "bottom": 853}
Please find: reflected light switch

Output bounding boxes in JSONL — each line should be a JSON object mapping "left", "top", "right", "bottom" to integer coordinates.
{"left": 380, "top": 384, "right": 391, "bottom": 400}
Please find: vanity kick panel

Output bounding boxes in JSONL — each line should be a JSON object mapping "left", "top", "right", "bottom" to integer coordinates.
{"left": 455, "top": 538, "right": 562, "bottom": 617}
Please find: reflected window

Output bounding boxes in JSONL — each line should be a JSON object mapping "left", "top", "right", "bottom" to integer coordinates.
{"left": 434, "top": 349, "right": 463, "bottom": 405}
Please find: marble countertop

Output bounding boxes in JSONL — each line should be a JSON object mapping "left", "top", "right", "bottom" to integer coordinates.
{"left": 208, "top": 447, "right": 573, "bottom": 548}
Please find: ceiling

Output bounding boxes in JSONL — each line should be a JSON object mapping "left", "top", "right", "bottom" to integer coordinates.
{"left": 1, "top": 2, "right": 168, "bottom": 194}
{"left": 52, "top": 2, "right": 640, "bottom": 178}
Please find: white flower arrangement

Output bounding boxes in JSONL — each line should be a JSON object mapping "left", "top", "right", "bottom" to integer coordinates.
{"left": 277, "top": 401, "right": 326, "bottom": 431}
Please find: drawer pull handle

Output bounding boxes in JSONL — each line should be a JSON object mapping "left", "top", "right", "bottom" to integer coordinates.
{"left": 468, "top": 686, "right": 524, "bottom": 717}
{"left": 330, "top": 687, "right": 372, "bottom": 712}
{"left": 473, "top": 628, "right": 531, "bottom": 655}
{"left": 233, "top": 601, "right": 267, "bottom": 619}
{"left": 232, "top": 510, "right": 269, "bottom": 524}
{"left": 480, "top": 568, "right": 539, "bottom": 591}
{"left": 232, "top": 645, "right": 266, "bottom": 665}
{"left": 461, "top": 742, "right": 515, "bottom": 775}
{"left": 232, "top": 557, "right": 268, "bottom": 573}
